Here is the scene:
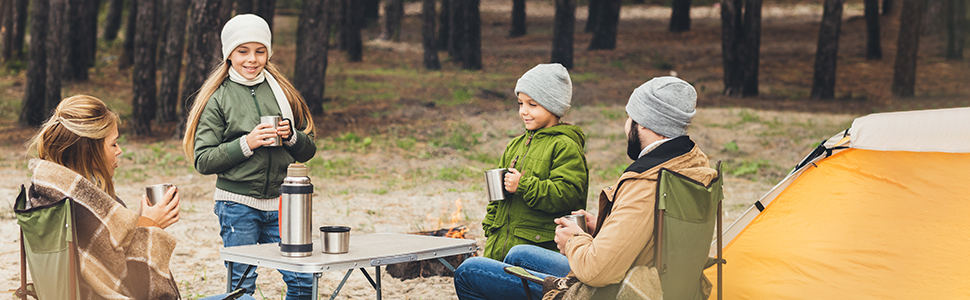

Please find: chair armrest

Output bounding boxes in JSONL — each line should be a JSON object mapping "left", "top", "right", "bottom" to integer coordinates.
{"left": 504, "top": 266, "right": 544, "bottom": 285}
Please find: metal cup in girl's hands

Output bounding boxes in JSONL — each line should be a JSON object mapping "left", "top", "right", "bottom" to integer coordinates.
{"left": 260, "top": 116, "right": 282, "bottom": 147}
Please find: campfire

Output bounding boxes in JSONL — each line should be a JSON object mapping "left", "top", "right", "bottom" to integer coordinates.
{"left": 386, "top": 199, "right": 475, "bottom": 279}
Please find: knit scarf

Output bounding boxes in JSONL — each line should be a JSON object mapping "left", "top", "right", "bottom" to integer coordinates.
{"left": 228, "top": 67, "right": 294, "bottom": 121}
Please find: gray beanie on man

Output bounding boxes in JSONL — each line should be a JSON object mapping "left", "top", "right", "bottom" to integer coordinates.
{"left": 514, "top": 63, "right": 572, "bottom": 117}
{"left": 625, "top": 76, "right": 697, "bottom": 138}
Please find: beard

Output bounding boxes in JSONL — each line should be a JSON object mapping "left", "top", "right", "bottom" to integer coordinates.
{"left": 627, "top": 121, "right": 643, "bottom": 161}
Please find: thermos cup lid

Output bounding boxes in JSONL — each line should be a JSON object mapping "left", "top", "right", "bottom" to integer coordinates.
{"left": 288, "top": 163, "right": 308, "bottom": 177}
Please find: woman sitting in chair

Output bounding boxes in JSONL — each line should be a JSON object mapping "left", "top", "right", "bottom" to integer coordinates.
{"left": 24, "top": 95, "right": 249, "bottom": 299}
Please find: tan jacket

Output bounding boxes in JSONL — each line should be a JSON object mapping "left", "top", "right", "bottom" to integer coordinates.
{"left": 562, "top": 136, "right": 716, "bottom": 288}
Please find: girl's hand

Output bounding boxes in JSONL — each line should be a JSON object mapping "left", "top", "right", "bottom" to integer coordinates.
{"left": 140, "top": 186, "right": 181, "bottom": 229}
{"left": 505, "top": 168, "right": 522, "bottom": 194}
{"left": 246, "top": 123, "right": 277, "bottom": 150}
{"left": 277, "top": 119, "right": 292, "bottom": 140}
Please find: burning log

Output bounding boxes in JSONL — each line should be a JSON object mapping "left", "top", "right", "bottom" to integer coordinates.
{"left": 385, "top": 226, "right": 475, "bottom": 279}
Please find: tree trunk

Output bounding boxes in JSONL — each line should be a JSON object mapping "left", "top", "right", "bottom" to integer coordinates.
{"left": 881, "top": 0, "right": 892, "bottom": 15}
{"left": 176, "top": 0, "right": 225, "bottom": 138}
{"left": 422, "top": 0, "right": 441, "bottom": 70}
{"left": 922, "top": 0, "right": 944, "bottom": 35}
{"left": 254, "top": 0, "right": 275, "bottom": 30}
{"left": 721, "top": 0, "right": 741, "bottom": 95}
{"left": 551, "top": 0, "right": 574, "bottom": 69}
{"left": 437, "top": 0, "right": 450, "bottom": 50}
{"left": 334, "top": 0, "right": 345, "bottom": 50}
{"left": 235, "top": 0, "right": 252, "bottom": 14}
{"left": 11, "top": 0, "right": 26, "bottom": 59}
{"left": 740, "top": 0, "right": 761, "bottom": 96}
{"left": 65, "top": 0, "right": 98, "bottom": 81}
{"left": 158, "top": 0, "right": 189, "bottom": 123}
{"left": 1, "top": 0, "right": 13, "bottom": 62}
{"left": 46, "top": 0, "right": 66, "bottom": 109}
{"left": 891, "top": 0, "right": 924, "bottom": 97}
{"left": 588, "top": 0, "right": 620, "bottom": 50}
{"left": 669, "top": 0, "right": 691, "bottom": 32}
{"left": 119, "top": 0, "right": 138, "bottom": 69}
{"left": 219, "top": 0, "right": 233, "bottom": 23}
{"left": 448, "top": 0, "right": 466, "bottom": 62}
{"left": 510, "top": 0, "right": 526, "bottom": 37}
{"left": 381, "top": 0, "right": 403, "bottom": 41}
{"left": 461, "top": 0, "right": 481, "bottom": 70}
{"left": 810, "top": 0, "right": 845, "bottom": 99}
{"left": 585, "top": 0, "right": 602, "bottom": 33}
{"left": 363, "top": 0, "right": 379, "bottom": 24}
{"left": 344, "top": 0, "right": 362, "bottom": 61}
{"left": 132, "top": 0, "right": 157, "bottom": 135}
{"left": 294, "top": 0, "right": 331, "bottom": 115}
{"left": 864, "top": 0, "right": 882, "bottom": 59}
{"left": 20, "top": 0, "right": 50, "bottom": 127}
{"left": 721, "top": 0, "right": 761, "bottom": 97}
{"left": 104, "top": 0, "right": 125, "bottom": 41}
{"left": 946, "top": 0, "right": 965, "bottom": 60}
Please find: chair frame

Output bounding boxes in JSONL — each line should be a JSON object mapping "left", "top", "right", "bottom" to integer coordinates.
{"left": 17, "top": 197, "right": 80, "bottom": 300}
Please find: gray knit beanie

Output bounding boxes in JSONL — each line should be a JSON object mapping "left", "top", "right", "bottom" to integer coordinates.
{"left": 221, "top": 14, "right": 273, "bottom": 61}
{"left": 514, "top": 63, "right": 572, "bottom": 117}
{"left": 625, "top": 76, "right": 697, "bottom": 138}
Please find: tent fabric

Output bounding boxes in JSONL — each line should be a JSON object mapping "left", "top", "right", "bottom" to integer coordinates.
{"left": 848, "top": 106, "right": 970, "bottom": 153}
{"left": 706, "top": 107, "right": 970, "bottom": 299}
{"left": 15, "top": 185, "right": 78, "bottom": 300}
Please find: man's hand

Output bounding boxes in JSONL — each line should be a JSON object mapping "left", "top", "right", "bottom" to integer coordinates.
{"left": 554, "top": 216, "right": 584, "bottom": 254}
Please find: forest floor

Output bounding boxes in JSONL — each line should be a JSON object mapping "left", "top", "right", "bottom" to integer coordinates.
{"left": 0, "top": 0, "right": 968, "bottom": 299}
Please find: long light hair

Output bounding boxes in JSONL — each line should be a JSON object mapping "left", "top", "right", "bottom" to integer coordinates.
{"left": 182, "top": 60, "right": 315, "bottom": 159}
{"left": 28, "top": 95, "right": 120, "bottom": 197}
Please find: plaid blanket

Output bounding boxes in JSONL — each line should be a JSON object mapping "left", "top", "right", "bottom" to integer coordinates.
{"left": 27, "top": 159, "right": 180, "bottom": 299}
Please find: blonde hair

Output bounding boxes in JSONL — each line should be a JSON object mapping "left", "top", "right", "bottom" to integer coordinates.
{"left": 182, "top": 61, "right": 315, "bottom": 159}
{"left": 29, "top": 95, "right": 120, "bottom": 197}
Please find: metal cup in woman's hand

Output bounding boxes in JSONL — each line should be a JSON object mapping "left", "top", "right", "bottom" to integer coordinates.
{"left": 560, "top": 214, "right": 587, "bottom": 233}
{"left": 146, "top": 183, "right": 174, "bottom": 206}
{"left": 260, "top": 116, "right": 282, "bottom": 147}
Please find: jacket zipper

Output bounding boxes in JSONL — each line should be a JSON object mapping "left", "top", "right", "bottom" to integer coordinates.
{"left": 501, "top": 130, "right": 537, "bottom": 256}
{"left": 250, "top": 85, "right": 271, "bottom": 196}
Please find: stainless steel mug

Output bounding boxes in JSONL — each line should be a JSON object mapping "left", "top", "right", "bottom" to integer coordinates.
{"left": 561, "top": 214, "right": 587, "bottom": 233}
{"left": 280, "top": 163, "right": 313, "bottom": 257}
{"left": 260, "top": 116, "right": 282, "bottom": 147}
{"left": 484, "top": 168, "right": 509, "bottom": 201}
{"left": 320, "top": 226, "right": 351, "bottom": 254}
{"left": 145, "top": 183, "right": 174, "bottom": 206}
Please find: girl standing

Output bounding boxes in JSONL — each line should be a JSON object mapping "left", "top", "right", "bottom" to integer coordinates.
{"left": 182, "top": 14, "right": 317, "bottom": 299}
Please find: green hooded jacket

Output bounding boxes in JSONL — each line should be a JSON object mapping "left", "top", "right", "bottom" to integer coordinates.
{"left": 482, "top": 124, "right": 589, "bottom": 261}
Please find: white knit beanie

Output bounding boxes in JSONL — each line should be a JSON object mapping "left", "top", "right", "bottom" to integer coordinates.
{"left": 221, "top": 14, "right": 273, "bottom": 61}
{"left": 514, "top": 63, "right": 572, "bottom": 117}
{"left": 625, "top": 76, "right": 697, "bottom": 138}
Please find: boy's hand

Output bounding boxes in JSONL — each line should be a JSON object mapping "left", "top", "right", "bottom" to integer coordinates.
{"left": 505, "top": 168, "right": 522, "bottom": 194}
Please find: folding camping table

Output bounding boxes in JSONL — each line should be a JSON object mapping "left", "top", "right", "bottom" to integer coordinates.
{"left": 220, "top": 232, "right": 477, "bottom": 300}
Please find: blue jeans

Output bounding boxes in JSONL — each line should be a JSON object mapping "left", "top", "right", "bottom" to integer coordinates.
{"left": 454, "top": 244, "right": 571, "bottom": 300}
{"left": 216, "top": 201, "right": 314, "bottom": 299}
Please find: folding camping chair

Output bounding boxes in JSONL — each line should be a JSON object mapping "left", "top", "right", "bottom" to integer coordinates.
{"left": 506, "top": 163, "right": 725, "bottom": 300}
{"left": 14, "top": 185, "right": 81, "bottom": 300}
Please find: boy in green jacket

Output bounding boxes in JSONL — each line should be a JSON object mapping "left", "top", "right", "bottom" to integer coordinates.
{"left": 482, "top": 63, "right": 589, "bottom": 261}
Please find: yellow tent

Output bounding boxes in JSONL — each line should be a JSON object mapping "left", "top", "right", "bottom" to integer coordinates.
{"left": 707, "top": 107, "right": 970, "bottom": 299}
